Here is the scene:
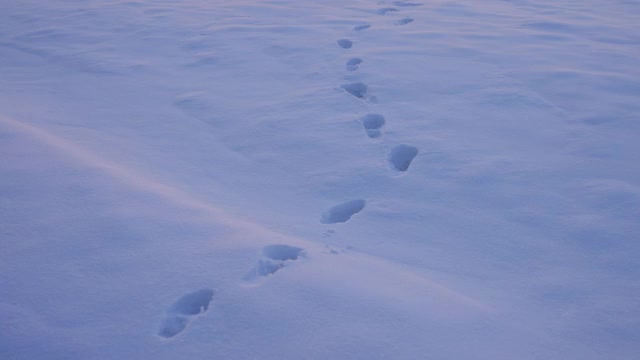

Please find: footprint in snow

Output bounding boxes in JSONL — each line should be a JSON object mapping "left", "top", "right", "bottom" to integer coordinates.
{"left": 353, "top": 24, "right": 371, "bottom": 31}
{"left": 377, "top": 7, "right": 398, "bottom": 15}
{"left": 360, "top": 114, "right": 385, "bottom": 138}
{"left": 337, "top": 39, "right": 353, "bottom": 49}
{"left": 389, "top": 145, "right": 419, "bottom": 172}
{"left": 323, "top": 245, "right": 341, "bottom": 254}
{"left": 158, "top": 288, "right": 214, "bottom": 339}
{"left": 341, "top": 82, "right": 368, "bottom": 99}
{"left": 245, "top": 244, "right": 306, "bottom": 281}
{"left": 346, "top": 58, "right": 363, "bottom": 71}
{"left": 321, "top": 199, "right": 366, "bottom": 224}
{"left": 393, "top": 1, "right": 423, "bottom": 6}
{"left": 395, "top": 18, "right": 414, "bottom": 25}
{"left": 322, "top": 229, "right": 337, "bottom": 238}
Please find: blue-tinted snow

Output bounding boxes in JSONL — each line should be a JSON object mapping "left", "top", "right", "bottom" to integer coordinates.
{"left": 1, "top": 0, "right": 639, "bottom": 358}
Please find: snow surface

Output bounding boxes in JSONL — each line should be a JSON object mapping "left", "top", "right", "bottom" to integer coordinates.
{"left": 1, "top": 0, "right": 639, "bottom": 358}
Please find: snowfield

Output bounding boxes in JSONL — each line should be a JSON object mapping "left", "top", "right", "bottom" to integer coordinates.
{"left": 1, "top": 0, "right": 639, "bottom": 358}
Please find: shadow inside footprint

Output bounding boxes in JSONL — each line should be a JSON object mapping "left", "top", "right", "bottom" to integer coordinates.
{"left": 263, "top": 244, "right": 305, "bottom": 261}
{"left": 353, "top": 24, "right": 371, "bottom": 31}
{"left": 170, "top": 288, "right": 214, "bottom": 315}
{"left": 341, "top": 82, "right": 368, "bottom": 99}
{"left": 396, "top": 18, "right": 414, "bottom": 25}
{"left": 346, "top": 58, "right": 363, "bottom": 71}
{"left": 158, "top": 288, "right": 214, "bottom": 339}
{"left": 389, "top": 145, "right": 419, "bottom": 172}
{"left": 246, "top": 244, "right": 306, "bottom": 280}
{"left": 360, "top": 114, "right": 385, "bottom": 138}
{"left": 393, "top": 1, "right": 423, "bottom": 6}
{"left": 321, "top": 199, "right": 366, "bottom": 224}
{"left": 377, "top": 7, "right": 398, "bottom": 15}
{"left": 159, "top": 316, "right": 190, "bottom": 339}
{"left": 337, "top": 39, "right": 353, "bottom": 49}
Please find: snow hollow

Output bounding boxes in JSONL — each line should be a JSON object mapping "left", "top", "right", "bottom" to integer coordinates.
{"left": 1, "top": 0, "right": 639, "bottom": 359}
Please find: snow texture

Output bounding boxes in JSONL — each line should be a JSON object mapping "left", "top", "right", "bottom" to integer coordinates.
{"left": 1, "top": 0, "right": 639, "bottom": 359}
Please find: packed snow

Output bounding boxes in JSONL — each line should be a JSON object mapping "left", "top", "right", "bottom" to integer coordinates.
{"left": 1, "top": 0, "right": 639, "bottom": 359}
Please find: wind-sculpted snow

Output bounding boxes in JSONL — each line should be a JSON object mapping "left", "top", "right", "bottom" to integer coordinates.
{"left": 2, "top": 0, "right": 639, "bottom": 359}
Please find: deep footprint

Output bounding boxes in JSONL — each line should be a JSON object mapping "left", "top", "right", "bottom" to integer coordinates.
{"left": 353, "top": 24, "right": 371, "bottom": 31}
{"left": 337, "top": 39, "right": 353, "bottom": 49}
{"left": 346, "top": 58, "right": 363, "bottom": 71}
{"left": 389, "top": 145, "right": 419, "bottom": 172}
{"left": 321, "top": 199, "right": 366, "bottom": 224}
{"left": 377, "top": 7, "right": 398, "bottom": 15}
{"left": 158, "top": 288, "right": 214, "bottom": 339}
{"left": 360, "top": 114, "right": 385, "bottom": 138}
{"left": 341, "top": 82, "right": 368, "bottom": 99}
{"left": 246, "top": 244, "right": 306, "bottom": 279}
{"left": 396, "top": 18, "right": 414, "bottom": 25}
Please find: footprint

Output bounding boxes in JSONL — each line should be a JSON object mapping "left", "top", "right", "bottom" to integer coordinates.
{"left": 393, "top": 1, "right": 423, "bottom": 6}
{"left": 395, "top": 18, "right": 414, "bottom": 25}
{"left": 321, "top": 199, "right": 366, "bottom": 224}
{"left": 322, "top": 229, "right": 337, "bottom": 238}
{"left": 346, "top": 58, "right": 363, "bottom": 71}
{"left": 245, "top": 245, "right": 306, "bottom": 280}
{"left": 158, "top": 288, "right": 214, "bottom": 339}
{"left": 376, "top": 7, "right": 398, "bottom": 15}
{"left": 337, "top": 39, "right": 353, "bottom": 49}
{"left": 360, "top": 114, "right": 385, "bottom": 138}
{"left": 341, "top": 82, "right": 368, "bottom": 99}
{"left": 353, "top": 24, "right": 371, "bottom": 31}
{"left": 323, "top": 245, "right": 341, "bottom": 255}
{"left": 389, "top": 145, "right": 419, "bottom": 172}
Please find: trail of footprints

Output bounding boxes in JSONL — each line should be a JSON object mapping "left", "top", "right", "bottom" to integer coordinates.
{"left": 160, "top": 2, "right": 423, "bottom": 340}
{"left": 159, "top": 244, "right": 307, "bottom": 338}
{"left": 333, "top": 1, "right": 421, "bottom": 223}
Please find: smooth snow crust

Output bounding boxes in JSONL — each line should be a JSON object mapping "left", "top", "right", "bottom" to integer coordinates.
{"left": 1, "top": 0, "right": 639, "bottom": 359}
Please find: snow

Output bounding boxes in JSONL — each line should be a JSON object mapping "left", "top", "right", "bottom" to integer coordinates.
{"left": 1, "top": 0, "right": 639, "bottom": 358}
